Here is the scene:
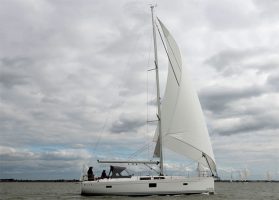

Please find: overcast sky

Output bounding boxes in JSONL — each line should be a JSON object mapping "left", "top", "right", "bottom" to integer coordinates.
{"left": 0, "top": 0, "right": 278, "bottom": 180}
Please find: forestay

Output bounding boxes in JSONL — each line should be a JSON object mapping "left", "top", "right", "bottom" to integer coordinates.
{"left": 154, "top": 19, "right": 216, "bottom": 175}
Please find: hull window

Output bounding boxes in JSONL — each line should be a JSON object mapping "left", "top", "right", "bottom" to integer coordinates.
{"left": 154, "top": 177, "right": 165, "bottom": 180}
{"left": 140, "top": 177, "right": 151, "bottom": 180}
{"left": 149, "top": 183, "right": 157, "bottom": 188}
{"left": 183, "top": 183, "right": 188, "bottom": 185}
{"left": 106, "top": 186, "right": 112, "bottom": 188}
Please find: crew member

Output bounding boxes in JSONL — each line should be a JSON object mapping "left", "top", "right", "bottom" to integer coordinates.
{"left": 101, "top": 170, "right": 107, "bottom": 179}
{"left": 87, "top": 166, "right": 94, "bottom": 181}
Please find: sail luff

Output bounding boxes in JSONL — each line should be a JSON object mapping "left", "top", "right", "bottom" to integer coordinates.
{"left": 155, "top": 22, "right": 180, "bottom": 86}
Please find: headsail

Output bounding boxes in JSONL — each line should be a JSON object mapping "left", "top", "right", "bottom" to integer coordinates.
{"left": 154, "top": 19, "right": 217, "bottom": 175}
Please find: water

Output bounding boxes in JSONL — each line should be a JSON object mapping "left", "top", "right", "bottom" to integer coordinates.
{"left": 0, "top": 182, "right": 278, "bottom": 200}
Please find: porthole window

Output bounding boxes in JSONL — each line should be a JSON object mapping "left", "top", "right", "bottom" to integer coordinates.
{"left": 149, "top": 183, "right": 157, "bottom": 188}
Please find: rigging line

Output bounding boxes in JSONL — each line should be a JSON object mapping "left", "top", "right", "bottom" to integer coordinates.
{"left": 144, "top": 163, "right": 160, "bottom": 174}
{"left": 155, "top": 22, "right": 180, "bottom": 86}
{"left": 128, "top": 144, "right": 146, "bottom": 159}
{"left": 146, "top": 71, "right": 148, "bottom": 134}
{"left": 147, "top": 119, "right": 158, "bottom": 123}
{"left": 202, "top": 153, "right": 217, "bottom": 176}
{"left": 146, "top": 31, "right": 153, "bottom": 159}
{"left": 93, "top": 116, "right": 109, "bottom": 154}
{"left": 146, "top": 70, "right": 152, "bottom": 160}
{"left": 127, "top": 141, "right": 153, "bottom": 159}
{"left": 184, "top": 158, "right": 200, "bottom": 168}
{"left": 128, "top": 141, "right": 155, "bottom": 160}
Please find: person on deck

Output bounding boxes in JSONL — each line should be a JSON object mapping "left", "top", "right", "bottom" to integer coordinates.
{"left": 101, "top": 170, "right": 107, "bottom": 179}
{"left": 87, "top": 166, "right": 94, "bottom": 181}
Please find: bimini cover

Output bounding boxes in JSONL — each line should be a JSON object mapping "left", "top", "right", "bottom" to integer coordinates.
{"left": 108, "top": 166, "right": 127, "bottom": 177}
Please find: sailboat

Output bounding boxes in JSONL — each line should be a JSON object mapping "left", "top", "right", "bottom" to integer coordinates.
{"left": 81, "top": 6, "right": 217, "bottom": 196}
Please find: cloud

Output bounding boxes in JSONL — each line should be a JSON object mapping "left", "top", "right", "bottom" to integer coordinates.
{"left": 211, "top": 113, "right": 279, "bottom": 135}
{"left": 253, "top": 0, "right": 279, "bottom": 20}
{"left": 205, "top": 48, "right": 279, "bottom": 76}
{"left": 204, "top": 0, "right": 258, "bottom": 30}
{"left": 110, "top": 113, "right": 146, "bottom": 134}
{"left": 201, "top": 86, "right": 279, "bottom": 135}
{"left": 267, "top": 74, "right": 279, "bottom": 90}
{"left": 0, "top": 0, "right": 279, "bottom": 180}
{"left": 200, "top": 84, "right": 266, "bottom": 114}
{"left": 0, "top": 145, "right": 92, "bottom": 179}
{"left": 200, "top": 46, "right": 279, "bottom": 137}
{"left": 0, "top": 57, "right": 33, "bottom": 88}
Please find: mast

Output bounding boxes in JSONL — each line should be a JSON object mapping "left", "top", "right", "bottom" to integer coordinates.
{"left": 151, "top": 5, "right": 163, "bottom": 175}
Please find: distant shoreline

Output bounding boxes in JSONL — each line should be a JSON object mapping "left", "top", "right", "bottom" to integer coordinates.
{"left": 0, "top": 179, "right": 79, "bottom": 182}
{"left": 215, "top": 180, "right": 279, "bottom": 183}
{"left": 1, "top": 179, "right": 278, "bottom": 183}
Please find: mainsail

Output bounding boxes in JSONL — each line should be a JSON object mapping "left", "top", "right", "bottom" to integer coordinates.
{"left": 154, "top": 19, "right": 217, "bottom": 175}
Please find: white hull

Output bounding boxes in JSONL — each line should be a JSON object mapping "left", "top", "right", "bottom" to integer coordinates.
{"left": 81, "top": 176, "right": 214, "bottom": 196}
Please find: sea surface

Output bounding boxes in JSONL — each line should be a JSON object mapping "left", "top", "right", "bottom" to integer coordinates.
{"left": 0, "top": 182, "right": 278, "bottom": 200}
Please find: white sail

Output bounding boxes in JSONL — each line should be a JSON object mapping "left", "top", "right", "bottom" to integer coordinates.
{"left": 154, "top": 19, "right": 216, "bottom": 175}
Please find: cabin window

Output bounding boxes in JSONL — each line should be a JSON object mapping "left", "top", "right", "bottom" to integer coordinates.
{"left": 140, "top": 177, "right": 151, "bottom": 180}
{"left": 183, "top": 183, "right": 188, "bottom": 185}
{"left": 154, "top": 177, "right": 165, "bottom": 180}
{"left": 149, "top": 183, "right": 157, "bottom": 188}
{"left": 106, "top": 185, "right": 112, "bottom": 188}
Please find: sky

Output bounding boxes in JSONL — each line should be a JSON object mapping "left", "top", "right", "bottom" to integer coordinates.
{"left": 0, "top": 0, "right": 279, "bottom": 180}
